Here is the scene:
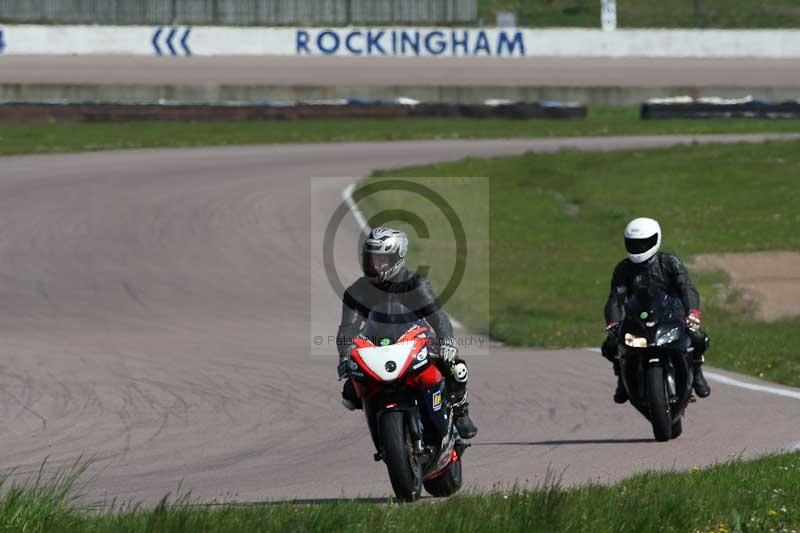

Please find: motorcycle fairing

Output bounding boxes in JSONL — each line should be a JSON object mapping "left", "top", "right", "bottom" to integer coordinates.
{"left": 354, "top": 341, "right": 419, "bottom": 382}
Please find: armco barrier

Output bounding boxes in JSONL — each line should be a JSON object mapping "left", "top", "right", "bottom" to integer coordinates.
{"left": 3, "top": 84, "right": 799, "bottom": 108}
{"left": 0, "top": 100, "right": 587, "bottom": 123}
{"left": 641, "top": 97, "right": 800, "bottom": 119}
{"left": 4, "top": 25, "right": 800, "bottom": 57}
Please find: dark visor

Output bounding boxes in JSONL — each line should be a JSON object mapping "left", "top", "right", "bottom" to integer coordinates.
{"left": 362, "top": 251, "right": 401, "bottom": 276}
{"left": 625, "top": 234, "right": 658, "bottom": 255}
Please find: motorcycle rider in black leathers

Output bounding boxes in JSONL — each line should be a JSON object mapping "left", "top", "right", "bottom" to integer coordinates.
{"left": 602, "top": 217, "right": 711, "bottom": 404}
{"left": 336, "top": 227, "right": 478, "bottom": 439}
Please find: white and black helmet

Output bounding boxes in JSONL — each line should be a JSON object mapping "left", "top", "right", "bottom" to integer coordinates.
{"left": 624, "top": 217, "right": 661, "bottom": 264}
{"left": 361, "top": 227, "right": 408, "bottom": 284}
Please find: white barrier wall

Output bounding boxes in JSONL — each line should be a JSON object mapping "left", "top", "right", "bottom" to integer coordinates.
{"left": 3, "top": 25, "right": 800, "bottom": 58}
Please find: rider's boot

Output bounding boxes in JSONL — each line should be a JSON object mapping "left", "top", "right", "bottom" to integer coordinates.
{"left": 452, "top": 396, "right": 478, "bottom": 439}
{"left": 613, "top": 360, "right": 629, "bottom": 404}
{"left": 341, "top": 378, "right": 363, "bottom": 411}
{"left": 692, "top": 356, "right": 711, "bottom": 398}
{"left": 448, "top": 361, "right": 477, "bottom": 439}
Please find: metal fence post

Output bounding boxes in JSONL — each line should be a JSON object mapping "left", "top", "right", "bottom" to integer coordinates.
{"left": 601, "top": 0, "right": 617, "bottom": 31}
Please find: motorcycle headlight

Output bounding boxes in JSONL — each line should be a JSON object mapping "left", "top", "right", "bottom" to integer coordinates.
{"left": 624, "top": 333, "right": 648, "bottom": 348}
{"left": 656, "top": 327, "right": 680, "bottom": 347}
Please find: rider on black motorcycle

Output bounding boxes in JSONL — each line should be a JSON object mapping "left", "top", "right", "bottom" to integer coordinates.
{"left": 336, "top": 227, "right": 478, "bottom": 439}
{"left": 602, "top": 217, "right": 711, "bottom": 404}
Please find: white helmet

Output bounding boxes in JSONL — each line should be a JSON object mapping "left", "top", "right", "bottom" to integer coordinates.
{"left": 624, "top": 217, "right": 661, "bottom": 264}
{"left": 361, "top": 227, "right": 408, "bottom": 284}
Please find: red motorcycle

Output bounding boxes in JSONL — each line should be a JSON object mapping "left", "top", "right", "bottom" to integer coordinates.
{"left": 347, "top": 302, "right": 466, "bottom": 501}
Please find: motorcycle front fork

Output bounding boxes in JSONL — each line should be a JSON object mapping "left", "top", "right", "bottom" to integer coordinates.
{"left": 666, "top": 365, "right": 678, "bottom": 403}
{"left": 634, "top": 359, "right": 679, "bottom": 403}
{"left": 408, "top": 409, "right": 430, "bottom": 458}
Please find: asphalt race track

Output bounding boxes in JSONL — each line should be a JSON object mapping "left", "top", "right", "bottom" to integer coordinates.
{"left": 0, "top": 135, "right": 799, "bottom": 504}
{"left": 2, "top": 56, "right": 800, "bottom": 87}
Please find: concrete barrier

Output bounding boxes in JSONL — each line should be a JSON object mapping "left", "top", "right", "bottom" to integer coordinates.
{"left": 3, "top": 25, "right": 800, "bottom": 58}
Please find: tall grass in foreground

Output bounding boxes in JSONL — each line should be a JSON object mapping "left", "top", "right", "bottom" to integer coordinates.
{"left": 2, "top": 453, "right": 798, "bottom": 532}
{"left": 0, "top": 458, "right": 88, "bottom": 532}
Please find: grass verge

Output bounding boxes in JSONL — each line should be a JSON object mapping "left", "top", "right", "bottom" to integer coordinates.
{"left": 4, "top": 453, "right": 799, "bottom": 532}
{"left": 364, "top": 140, "right": 800, "bottom": 387}
{"left": 2, "top": 107, "right": 800, "bottom": 157}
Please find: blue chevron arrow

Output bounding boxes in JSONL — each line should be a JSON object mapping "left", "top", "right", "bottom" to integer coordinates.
{"left": 165, "top": 27, "right": 178, "bottom": 56}
{"left": 0, "top": 28, "right": 6, "bottom": 54}
{"left": 151, "top": 26, "right": 163, "bottom": 55}
{"left": 180, "top": 27, "right": 192, "bottom": 56}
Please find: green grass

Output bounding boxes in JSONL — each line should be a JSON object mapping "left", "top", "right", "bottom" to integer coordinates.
{"left": 2, "top": 107, "right": 800, "bottom": 156}
{"left": 4, "top": 453, "right": 799, "bottom": 532}
{"left": 479, "top": 0, "right": 800, "bottom": 28}
{"left": 365, "top": 140, "right": 800, "bottom": 387}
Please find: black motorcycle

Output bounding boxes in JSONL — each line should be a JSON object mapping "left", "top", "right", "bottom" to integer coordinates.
{"left": 616, "top": 288, "right": 694, "bottom": 441}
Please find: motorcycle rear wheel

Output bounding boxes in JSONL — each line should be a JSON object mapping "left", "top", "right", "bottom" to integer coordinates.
{"left": 380, "top": 411, "right": 422, "bottom": 502}
{"left": 645, "top": 366, "right": 672, "bottom": 442}
{"left": 423, "top": 457, "right": 462, "bottom": 497}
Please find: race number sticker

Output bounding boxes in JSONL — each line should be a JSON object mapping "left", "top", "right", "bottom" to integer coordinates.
{"left": 432, "top": 390, "right": 442, "bottom": 411}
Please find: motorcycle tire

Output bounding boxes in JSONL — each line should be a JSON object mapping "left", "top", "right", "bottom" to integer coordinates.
{"left": 380, "top": 411, "right": 422, "bottom": 502}
{"left": 645, "top": 366, "right": 672, "bottom": 442}
{"left": 423, "top": 457, "right": 462, "bottom": 497}
{"left": 671, "top": 415, "right": 683, "bottom": 439}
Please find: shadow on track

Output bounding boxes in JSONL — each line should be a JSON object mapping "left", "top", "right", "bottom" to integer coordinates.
{"left": 473, "top": 438, "right": 653, "bottom": 446}
{"left": 181, "top": 496, "right": 422, "bottom": 507}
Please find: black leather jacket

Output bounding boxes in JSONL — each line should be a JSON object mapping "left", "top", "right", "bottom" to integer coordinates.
{"left": 336, "top": 268, "right": 453, "bottom": 358}
{"left": 604, "top": 252, "right": 700, "bottom": 324}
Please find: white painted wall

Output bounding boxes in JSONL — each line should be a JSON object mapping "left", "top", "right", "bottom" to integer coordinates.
{"left": 2, "top": 25, "right": 800, "bottom": 58}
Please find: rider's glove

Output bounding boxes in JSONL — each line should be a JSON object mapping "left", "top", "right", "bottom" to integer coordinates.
{"left": 438, "top": 337, "right": 458, "bottom": 364}
{"left": 605, "top": 321, "right": 620, "bottom": 332}
{"left": 337, "top": 355, "right": 351, "bottom": 380}
{"left": 685, "top": 308, "right": 702, "bottom": 330}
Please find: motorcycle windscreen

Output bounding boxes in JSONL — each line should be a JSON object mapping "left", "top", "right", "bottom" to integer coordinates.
{"left": 361, "top": 301, "right": 425, "bottom": 345}
{"left": 357, "top": 342, "right": 416, "bottom": 382}
{"left": 625, "top": 288, "right": 681, "bottom": 320}
{"left": 623, "top": 288, "right": 684, "bottom": 346}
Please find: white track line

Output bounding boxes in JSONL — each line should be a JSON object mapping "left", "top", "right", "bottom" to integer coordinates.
{"left": 342, "top": 182, "right": 368, "bottom": 234}
{"left": 586, "top": 347, "right": 800, "bottom": 401}
{"left": 703, "top": 371, "right": 800, "bottom": 401}
{"left": 342, "top": 180, "right": 465, "bottom": 330}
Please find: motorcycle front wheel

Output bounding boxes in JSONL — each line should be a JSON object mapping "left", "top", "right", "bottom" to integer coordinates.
{"left": 380, "top": 411, "right": 422, "bottom": 502}
{"left": 645, "top": 366, "right": 672, "bottom": 442}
